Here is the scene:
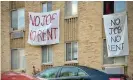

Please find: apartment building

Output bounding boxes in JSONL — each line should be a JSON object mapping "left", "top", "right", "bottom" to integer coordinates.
{"left": 1, "top": 1, "right": 133, "bottom": 79}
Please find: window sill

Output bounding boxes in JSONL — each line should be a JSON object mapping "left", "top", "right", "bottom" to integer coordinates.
{"left": 65, "top": 60, "right": 78, "bottom": 64}
{"left": 11, "top": 68, "right": 26, "bottom": 73}
{"left": 42, "top": 63, "right": 53, "bottom": 65}
{"left": 10, "top": 29, "right": 25, "bottom": 33}
{"left": 64, "top": 15, "right": 78, "bottom": 19}
{"left": 102, "top": 63, "right": 128, "bottom": 67}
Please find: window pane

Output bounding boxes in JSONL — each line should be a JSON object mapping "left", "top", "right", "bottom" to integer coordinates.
{"left": 39, "top": 67, "right": 60, "bottom": 78}
{"left": 78, "top": 69, "right": 87, "bottom": 76}
{"left": 47, "top": 2, "right": 52, "bottom": 12}
{"left": 103, "top": 39, "right": 114, "bottom": 64}
{"left": 65, "top": 1, "right": 78, "bottom": 17}
{"left": 48, "top": 46, "right": 52, "bottom": 63}
{"left": 114, "top": 56, "right": 126, "bottom": 64}
{"left": 65, "top": 1, "right": 72, "bottom": 17}
{"left": 103, "top": 1, "right": 114, "bottom": 15}
{"left": 18, "top": 9, "right": 25, "bottom": 30}
{"left": 11, "top": 10, "right": 18, "bottom": 30}
{"left": 42, "top": 46, "right": 48, "bottom": 63}
{"left": 66, "top": 43, "right": 71, "bottom": 61}
{"left": 72, "top": 1, "right": 78, "bottom": 16}
{"left": 114, "top": 1, "right": 126, "bottom": 13}
{"left": 72, "top": 42, "right": 77, "bottom": 60}
{"left": 23, "top": 56, "right": 26, "bottom": 69}
{"left": 11, "top": 49, "right": 19, "bottom": 69}
{"left": 19, "top": 49, "right": 25, "bottom": 69}
{"left": 60, "top": 67, "right": 78, "bottom": 77}
{"left": 42, "top": 3, "right": 47, "bottom": 12}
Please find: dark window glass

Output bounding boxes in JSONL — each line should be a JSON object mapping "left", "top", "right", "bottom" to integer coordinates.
{"left": 60, "top": 67, "right": 78, "bottom": 77}
{"left": 11, "top": 10, "right": 18, "bottom": 30}
{"left": 103, "top": 1, "right": 114, "bottom": 15}
{"left": 39, "top": 67, "right": 60, "bottom": 78}
{"left": 78, "top": 69, "right": 87, "bottom": 76}
{"left": 66, "top": 43, "right": 71, "bottom": 61}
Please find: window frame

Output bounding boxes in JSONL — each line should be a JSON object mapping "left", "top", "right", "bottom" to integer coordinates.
{"left": 102, "top": 1, "right": 128, "bottom": 67}
{"left": 10, "top": 8, "right": 25, "bottom": 31}
{"left": 65, "top": 1, "right": 78, "bottom": 19}
{"left": 11, "top": 48, "right": 26, "bottom": 71}
{"left": 42, "top": 46, "right": 53, "bottom": 64}
{"left": 65, "top": 42, "right": 78, "bottom": 63}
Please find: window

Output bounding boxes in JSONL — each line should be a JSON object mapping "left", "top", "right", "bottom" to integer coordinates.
{"left": 42, "top": 46, "right": 53, "bottom": 64}
{"left": 42, "top": 2, "right": 52, "bottom": 12}
{"left": 103, "top": 1, "right": 126, "bottom": 15}
{"left": 65, "top": 1, "right": 78, "bottom": 17}
{"left": 11, "top": 8, "right": 25, "bottom": 30}
{"left": 39, "top": 67, "right": 60, "bottom": 78}
{"left": 60, "top": 67, "right": 78, "bottom": 77}
{"left": 78, "top": 69, "right": 87, "bottom": 76}
{"left": 103, "top": 1, "right": 127, "bottom": 65}
{"left": 103, "top": 39, "right": 127, "bottom": 65}
{"left": 11, "top": 49, "right": 26, "bottom": 70}
{"left": 66, "top": 42, "right": 78, "bottom": 61}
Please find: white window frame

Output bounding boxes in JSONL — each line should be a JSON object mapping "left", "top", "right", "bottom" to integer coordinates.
{"left": 65, "top": 1, "right": 78, "bottom": 19}
{"left": 42, "top": 46, "right": 53, "bottom": 65}
{"left": 11, "top": 8, "right": 25, "bottom": 31}
{"left": 65, "top": 42, "right": 78, "bottom": 63}
{"left": 11, "top": 48, "right": 26, "bottom": 71}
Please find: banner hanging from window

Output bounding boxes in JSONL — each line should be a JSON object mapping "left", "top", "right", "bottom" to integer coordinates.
{"left": 103, "top": 11, "right": 129, "bottom": 57}
{"left": 28, "top": 10, "right": 60, "bottom": 45}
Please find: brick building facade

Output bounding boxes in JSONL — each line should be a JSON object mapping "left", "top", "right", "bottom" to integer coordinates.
{"left": 1, "top": 1, "right": 133, "bottom": 79}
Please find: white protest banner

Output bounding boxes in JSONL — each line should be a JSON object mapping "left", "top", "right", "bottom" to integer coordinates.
{"left": 103, "top": 11, "right": 129, "bottom": 57}
{"left": 28, "top": 10, "right": 60, "bottom": 45}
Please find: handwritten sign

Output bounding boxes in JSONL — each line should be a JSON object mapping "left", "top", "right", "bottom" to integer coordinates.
{"left": 103, "top": 11, "right": 129, "bottom": 57}
{"left": 28, "top": 10, "right": 60, "bottom": 45}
